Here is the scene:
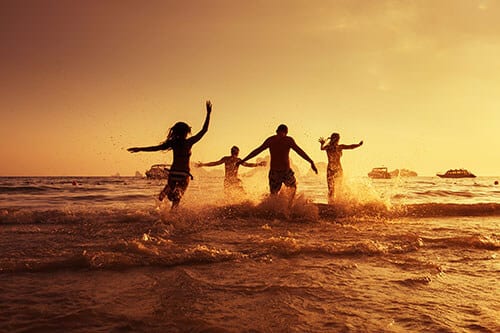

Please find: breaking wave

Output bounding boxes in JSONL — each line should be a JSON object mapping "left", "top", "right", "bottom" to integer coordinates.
{"left": 1, "top": 201, "right": 500, "bottom": 227}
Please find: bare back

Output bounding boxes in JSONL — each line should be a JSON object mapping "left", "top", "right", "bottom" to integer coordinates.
{"left": 170, "top": 140, "right": 194, "bottom": 172}
{"left": 239, "top": 128, "right": 316, "bottom": 176}
{"left": 266, "top": 135, "right": 295, "bottom": 171}
{"left": 325, "top": 145, "right": 343, "bottom": 172}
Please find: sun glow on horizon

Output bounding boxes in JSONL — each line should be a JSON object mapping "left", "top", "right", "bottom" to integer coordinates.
{"left": 0, "top": 1, "right": 499, "bottom": 176}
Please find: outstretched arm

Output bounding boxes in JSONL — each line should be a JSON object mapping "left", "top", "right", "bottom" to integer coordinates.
{"left": 196, "top": 157, "right": 226, "bottom": 167}
{"left": 237, "top": 139, "right": 270, "bottom": 165}
{"left": 189, "top": 100, "right": 212, "bottom": 144}
{"left": 291, "top": 140, "right": 318, "bottom": 174}
{"left": 127, "top": 142, "right": 169, "bottom": 153}
{"left": 338, "top": 140, "right": 363, "bottom": 150}
{"left": 241, "top": 160, "right": 267, "bottom": 168}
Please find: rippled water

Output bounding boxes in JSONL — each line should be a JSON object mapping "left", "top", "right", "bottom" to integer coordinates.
{"left": 0, "top": 176, "right": 499, "bottom": 332}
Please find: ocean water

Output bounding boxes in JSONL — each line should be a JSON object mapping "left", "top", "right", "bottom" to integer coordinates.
{"left": 0, "top": 175, "right": 499, "bottom": 332}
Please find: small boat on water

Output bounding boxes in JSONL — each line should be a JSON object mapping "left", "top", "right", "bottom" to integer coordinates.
{"left": 145, "top": 164, "right": 170, "bottom": 179}
{"left": 368, "top": 167, "right": 391, "bottom": 179}
{"left": 436, "top": 169, "right": 476, "bottom": 178}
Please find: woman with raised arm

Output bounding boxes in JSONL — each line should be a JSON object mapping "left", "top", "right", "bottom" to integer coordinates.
{"left": 128, "top": 100, "right": 212, "bottom": 209}
{"left": 319, "top": 132, "right": 363, "bottom": 204}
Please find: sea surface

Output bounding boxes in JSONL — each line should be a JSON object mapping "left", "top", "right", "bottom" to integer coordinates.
{"left": 0, "top": 174, "right": 499, "bottom": 332}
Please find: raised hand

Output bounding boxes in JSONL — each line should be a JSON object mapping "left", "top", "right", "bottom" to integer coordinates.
{"left": 359, "top": 140, "right": 364, "bottom": 146}
{"left": 318, "top": 137, "right": 326, "bottom": 144}
{"left": 206, "top": 100, "right": 212, "bottom": 113}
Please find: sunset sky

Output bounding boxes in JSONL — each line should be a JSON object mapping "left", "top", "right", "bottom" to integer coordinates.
{"left": 1, "top": 0, "right": 499, "bottom": 176}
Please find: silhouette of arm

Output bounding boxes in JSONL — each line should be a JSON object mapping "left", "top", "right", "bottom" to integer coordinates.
{"left": 189, "top": 100, "right": 212, "bottom": 145}
{"left": 241, "top": 160, "right": 266, "bottom": 168}
{"left": 238, "top": 139, "right": 270, "bottom": 165}
{"left": 338, "top": 141, "right": 363, "bottom": 150}
{"left": 291, "top": 139, "right": 318, "bottom": 174}
{"left": 197, "top": 157, "right": 226, "bottom": 167}
{"left": 127, "top": 141, "right": 169, "bottom": 153}
{"left": 319, "top": 137, "right": 329, "bottom": 150}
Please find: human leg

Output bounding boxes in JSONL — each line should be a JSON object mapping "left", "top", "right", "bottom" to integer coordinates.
{"left": 282, "top": 169, "right": 297, "bottom": 203}
{"left": 268, "top": 170, "right": 283, "bottom": 195}
{"left": 327, "top": 168, "right": 335, "bottom": 204}
{"left": 160, "top": 174, "right": 190, "bottom": 208}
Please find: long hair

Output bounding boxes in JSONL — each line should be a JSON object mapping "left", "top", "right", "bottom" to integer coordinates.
{"left": 325, "top": 132, "right": 340, "bottom": 151}
{"left": 164, "top": 122, "right": 191, "bottom": 150}
{"left": 330, "top": 132, "right": 340, "bottom": 142}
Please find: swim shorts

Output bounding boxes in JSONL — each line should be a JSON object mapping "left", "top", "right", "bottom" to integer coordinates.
{"left": 268, "top": 169, "right": 296, "bottom": 194}
{"left": 160, "top": 171, "right": 190, "bottom": 202}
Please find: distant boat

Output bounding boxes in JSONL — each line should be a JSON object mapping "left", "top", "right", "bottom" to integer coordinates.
{"left": 145, "top": 164, "right": 170, "bottom": 179}
{"left": 368, "top": 167, "right": 391, "bottom": 179}
{"left": 436, "top": 169, "right": 476, "bottom": 178}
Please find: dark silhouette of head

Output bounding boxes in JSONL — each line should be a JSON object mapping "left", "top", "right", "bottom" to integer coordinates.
{"left": 231, "top": 146, "right": 239, "bottom": 156}
{"left": 330, "top": 132, "right": 340, "bottom": 142}
{"left": 168, "top": 122, "right": 191, "bottom": 141}
{"left": 276, "top": 124, "right": 288, "bottom": 136}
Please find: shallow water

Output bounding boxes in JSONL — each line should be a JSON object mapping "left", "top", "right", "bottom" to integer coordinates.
{"left": 0, "top": 176, "right": 499, "bottom": 332}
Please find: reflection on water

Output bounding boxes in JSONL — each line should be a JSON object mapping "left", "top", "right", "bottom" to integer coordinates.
{"left": 0, "top": 176, "right": 498, "bottom": 332}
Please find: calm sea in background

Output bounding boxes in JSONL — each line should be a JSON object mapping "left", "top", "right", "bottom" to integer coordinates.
{"left": 0, "top": 173, "right": 499, "bottom": 332}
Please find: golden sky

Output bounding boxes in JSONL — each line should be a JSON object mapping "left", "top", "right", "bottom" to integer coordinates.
{"left": 1, "top": 0, "right": 499, "bottom": 176}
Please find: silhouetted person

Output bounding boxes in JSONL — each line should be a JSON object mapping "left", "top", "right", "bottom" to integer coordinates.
{"left": 196, "top": 146, "right": 266, "bottom": 195}
{"left": 128, "top": 100, "right": 212, "bottom": 209}
{"left": 238, "top": 124, "right": 317, "bottom": 202}
{"left": 319, "top": 132, "right": 363, "bottom": 204}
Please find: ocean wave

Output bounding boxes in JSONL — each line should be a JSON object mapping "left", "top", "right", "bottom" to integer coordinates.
{"left": 1, "top": 202, "right": 500, "bottom": 226}
{"left": 0, "top": 235, "right": 424, "bottom": 274}
{"left": 394, "top": 275, "right": 433, "bottom": 287}
{"left": 415, "top": 190, "right": 474, "bottom": 198}
{"left": 0, "top": 184, "right": 127, "bottom": 195}
{"left": 0, "top": 238, "right": 245, "bottom": 274}
{"left": 0, "top": 186, "right": 58, "bottom": 193}
{"left": 386, "top": 258, "right": 443, "bottom": 273}
{"left": 317, "top": 202, "right": 500, "bottom": 218}
{"left": 0, "top": 208, "right": 161, "bottom": 225}
{"left": 1, "top": 205, "right": 496, "bottom": 275}
{"left": 68, "top": 194, "right": 152, "bottom": 202}
{"left": 422, "top": 235, "right": 499, "bottom": 250}
{"left": 394, "top": 203, "right": 500, "bottom": 217}
{"left": 250, "top": 236, "right": 424, "bottom": 259}
{"left": 414, "top": 181, "right": 437, "bottom": 185}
